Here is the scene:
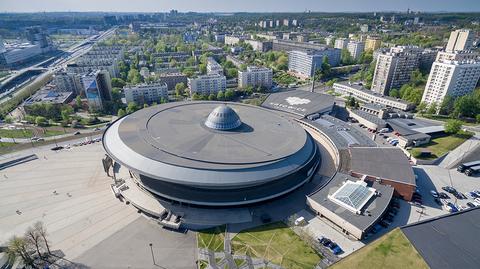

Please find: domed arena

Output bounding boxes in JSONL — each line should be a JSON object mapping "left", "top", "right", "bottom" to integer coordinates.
{"left": 103, "top": 101, "right": 320, "bottom": 206}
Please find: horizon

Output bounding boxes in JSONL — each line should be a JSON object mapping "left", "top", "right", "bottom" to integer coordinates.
{"left": 1, "top": 0, "right": 480, "bottom": 13}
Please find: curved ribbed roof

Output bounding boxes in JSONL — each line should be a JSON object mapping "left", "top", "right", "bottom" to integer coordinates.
{"left": 204, "top": 105, "right": 242, "bottom": 130}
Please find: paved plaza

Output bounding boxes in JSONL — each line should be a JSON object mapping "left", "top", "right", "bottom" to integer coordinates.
{"left": 0, "top": 139, "right": 196, "bottom": 268}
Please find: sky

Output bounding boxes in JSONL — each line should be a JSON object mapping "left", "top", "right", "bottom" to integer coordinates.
{"left": 1, "top": 0, "right": 480, "bottom": 13}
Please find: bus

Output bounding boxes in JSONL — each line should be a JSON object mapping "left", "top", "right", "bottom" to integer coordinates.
{"left": 465, "top": 165, "right": 480, "bottom": 177}
{"left": 457, "top": 160, "right": 480, "bottom": 172}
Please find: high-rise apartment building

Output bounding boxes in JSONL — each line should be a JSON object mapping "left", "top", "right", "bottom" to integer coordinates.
{"left": 371, "top": 46, "right": 423, "bottom": 95}
{"left": 334, "top": 38, "right": 349, "bottom": 50}
{"left": 446, "top": 29, "right": 474, "bottom": 53}
{"left": 238, "top": 66, "right": 273, "bottom": 89}
{"left": 206, "top": 57, "right": 223, "bottom": 75}
{"left": 288, "top": 49, "right": 341, "bottom": 78}
{"left": 421, "top": 57, "right": 480, "bottom": 106}
{"left": 347, "top": 41, "right": 365, "bottom": 60}
{"left": 365, "top": 36, "right": 382, "bottom": 51}
{"left": 53, "top": 72, "right": 83, "bottom": 94}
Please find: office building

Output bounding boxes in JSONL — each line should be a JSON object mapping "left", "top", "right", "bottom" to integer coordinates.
{"left": 371, "top": 46, "right": 423, "bottom": 95}
{"left": 206, "top": 57, "right": 223, "bottom": 75}
{"left": 325, "top": 36, "right": 334, "bottom": 46}
{"left": 446, "top": 29, "right": 474, "bottom": 52}
{"left": 334, "top": 38, "right": 349, "bottom": 50}
{"left": 421, "top": 58, "right": 480, "bottom": 106}
{"left": 81, "top": 70, "right": 112, "bottom": 110}
{"left": 124, "top": 82, "right": 168, "bottom": 105}
{"left": 238, "top": 66, "right": 273, "bottom": 89}
{"left": 187, "top": 73, "right": 226, "bottom": 96}
{"left": 292, "top": 19, "right": 298, "bottom": 27}
{"left": 273, "top": 39, "right": 330, "bottom": 52}
{"left": 365, "top": 36, "right": 382, "bottom": 51}
{"left": 347, "top": 41, "right": 365, "bottom": 60}
{"left": 283, "top": 19, "right": 290, "bottom": 27}
{"left": 288, "top": 49, "right": 341, "bottom": 78}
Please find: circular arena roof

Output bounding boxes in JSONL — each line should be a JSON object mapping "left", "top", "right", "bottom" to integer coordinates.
{"left": 103, "top": 101, "right": 319, "bottom": 205}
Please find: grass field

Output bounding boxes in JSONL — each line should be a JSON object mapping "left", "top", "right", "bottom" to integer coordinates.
{"left": 41, "top": 129, "right": 66, "bottom": 137}
{"left": 197, "top": 225, "right": 225, "bottom": 252}
{"left": 330, "top": 229, "right": 428, "bottom": 269}
{"left": 0, "top": 128, "right": 34, "bottom": 138}
{"left": 409, "top": 131, "right": 473, "bottom": 159}
{"left": 231, "top": 222, "right": 321, "bottom": 269}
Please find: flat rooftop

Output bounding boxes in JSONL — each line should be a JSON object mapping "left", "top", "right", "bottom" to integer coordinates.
{"left": 261, "top": 90, "right": 334, "bottom": 117}
{"left": 349, "top": 147, "right": 416, "bottom": 186}
{"left": 401, "top": 208, "right": 480, "bottom": 269}
{"left": 308, "top": 172, "right": 394, "bottom": 231}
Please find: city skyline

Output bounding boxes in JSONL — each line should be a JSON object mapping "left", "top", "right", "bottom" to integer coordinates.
{"left": 1, "top": 0, "right": 480, "bottom": 13}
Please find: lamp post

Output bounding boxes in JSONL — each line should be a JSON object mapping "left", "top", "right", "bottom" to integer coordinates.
{"left": 149, "top": 243, "right": 156, "bottom": 265}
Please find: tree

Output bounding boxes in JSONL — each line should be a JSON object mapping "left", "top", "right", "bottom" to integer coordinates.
{"left": 225, "top": 89, "right": 235, "bottom": 100}
{"left": 341, "top": 49, "right": 354, "bottom": 65}
{"left": 75, "top": 96, "right": 82, "bottom": 110}
{"left": 111, "top": 78, "right": 126, "bottom": 88}
{"left": 453, "top": 95, "right": 479, "bottom": 118}
{"left": 426, "top": 102, "right": 438, "bottom": 115}
{"left": 175, "top": 82, "right": 186, "bottom": 97}
{"left": 61, "top": 106, "right": 74, "bottom": 122}
{"left": 476, "top": 114, "right": 480, "bottom": 123}
{"left": 143, "top": 103, "right": 149, "bottom": 108}
{"left": 208, "top": 93, "right": 216, "bottom": 101}
{"left": 35, "top": 116, "right": 47, "bottom": 127}
{"left": 199, "top": 63, "right": 207, "bottom": 74}
{"left": 389, "top": 89, "right": 400, "bottom": 98}
{"left": 24, "top": 226, "right": 43, "bottom": 259}
{"left": 117, "top": 108, "right": 126, "bottom": 117}
{"left": 34, "top": 221, "right": 51, "bottom": 255}
{"left": 416, "top": 102, "right": 428, "bottom": 115}
{"left": 6, "top": 236, "right": 34, "bottom": 267}
{"left": 126, "top": 102, "right": 139, "bottom": 114}
{"left": 276, "top": 55, "right": 288, "bottom": 71}
{"left": 127, "top": 68, "right": 142, "bottom": 84}
{"left": 439, "top": 95, "right": 455, "bottom": 116}
{"left": 217, "top": 90, "right": 225, "bottom": 101}
{"left": 444, "top": 119, "right": 462, "bottom": 134}
{"left": 192, "top": 92, "right": 202, "bottom": 100}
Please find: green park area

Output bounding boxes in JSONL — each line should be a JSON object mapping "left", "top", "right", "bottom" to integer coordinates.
{"left": 410, "top": 131, "right": 473, "bottom": 159}
{"left": 231, "top": 222, "right": 321, "bottom": 269}
{"left": 330, "top": 229, "right": 428, "bottom": 269}
{"left": 0, "top": 128, "right": 34, "bottom": 138}
{"left": 196, "top": 225, "right": 225, "bottom": 252}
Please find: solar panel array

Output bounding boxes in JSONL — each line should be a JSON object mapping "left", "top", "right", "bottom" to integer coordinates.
{"left": 333, "top": 183, "right": 374, "bottom": 211}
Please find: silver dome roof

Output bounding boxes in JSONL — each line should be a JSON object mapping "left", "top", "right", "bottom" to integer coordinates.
{"left": 205, "top": 105, "right": 242, "bottom": 130}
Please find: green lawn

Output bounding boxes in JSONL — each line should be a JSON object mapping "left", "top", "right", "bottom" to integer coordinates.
{"left": 0, "top": 128, "right": 34, "bottom": 138}
{"left": 41, "top": 129, "right": 66, "bottom": 137}
{"left": 197, "top": 225, "right": 225, "bottom": 252}
{"left": 330, "top": 229, "right": 428, "bottom": 269}
{"left": 231, "top": 222, "right": 321, "bottom": 269}
{"left": 409, "top": 131, "right": 473, "bottom": 159}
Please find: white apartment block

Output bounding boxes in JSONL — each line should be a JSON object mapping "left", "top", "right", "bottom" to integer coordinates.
{"left": 446, "top": 29, "right": 474, "bottom": 53}
{"left": 371, "top": 46, "right": 423, "bottom": 95}
{"left": 238, "top": 66, "right": 273, "bottom": 89}
{"left": 347, "top": 41, "right": 365, "bottom": 60}
{"left": 188, "top": 74, "right": 226, "bottom": 96}
{"left": 334, "top": 38, "right": 349, "bottom": 50}
{"left": 288, "top": 49, "right": 341, "bottom": 79}
{"left": 421, "top": 59, "right": 480, "bottom": 106}
{"left": 224, "top": 35, "right": 247, "bottom": 46}
{"left": 124, "top": 82, "right": 169, "bottom": 105}
{"left": 333, "top": 82, "right": 414, "bottom": 111}
{"left": 207, "top": 57, "right": 223, "bottom": 75}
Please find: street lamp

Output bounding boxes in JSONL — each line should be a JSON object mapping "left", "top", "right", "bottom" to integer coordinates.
{"left": 149, "top": 243, "right": 156, "bottom": 265}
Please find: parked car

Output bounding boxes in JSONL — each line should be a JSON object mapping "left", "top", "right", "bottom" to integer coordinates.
{"left": 434, "top": 198, "right": 443, "bottom": 206}
{"left": 453, "top": 192, "right": 466, "bottom": 200}
{"left": 74, "top": 131, "right": 81, "bottom": 135}
{"left": 438, "top": 192, "right": 450, "bottom": 199}
{"left": 430, "top": 190, "right": 439, "bottom": 198}
{"left": 442, "top": 186, "right": 457, "bottom": 194}
{"left": 467, "top": 191, "right": 479, "bottom": 199}
{"left": 466, "top": 202, "right": 477, "bottom": 208}
{"left": 444, "top": 202, "right": 458, "bottom": 212}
